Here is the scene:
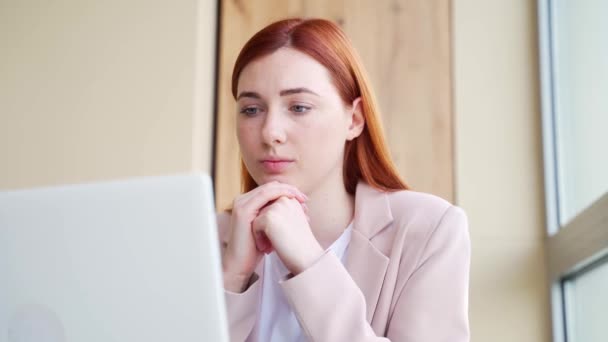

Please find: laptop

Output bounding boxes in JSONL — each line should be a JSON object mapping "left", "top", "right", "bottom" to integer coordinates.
{"left": 0, "top": 173, "right": 229, "bottom": 342}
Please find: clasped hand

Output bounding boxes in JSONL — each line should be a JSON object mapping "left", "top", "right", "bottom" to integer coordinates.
{"left": 222, "top": 181, "right": 324, "bottom": 292}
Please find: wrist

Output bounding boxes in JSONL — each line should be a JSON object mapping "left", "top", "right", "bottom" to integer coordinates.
{"left": 292, "top": 244, "right": 324, "bottom": 275}
{"left": 221, "top": 255, "right": 252, "bottom": 293}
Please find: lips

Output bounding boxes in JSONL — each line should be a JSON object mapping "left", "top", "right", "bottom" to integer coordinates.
{"left": 260, "top": 158, "right": 294, "bottom": 174}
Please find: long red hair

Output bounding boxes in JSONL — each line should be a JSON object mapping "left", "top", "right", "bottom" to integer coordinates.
{"left": 232, "top": 18, "right": 408, "bottom": 194}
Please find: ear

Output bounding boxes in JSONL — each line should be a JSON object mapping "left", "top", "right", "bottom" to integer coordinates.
{"left": 346, "top": 97, "right": 365, "bottom": 141}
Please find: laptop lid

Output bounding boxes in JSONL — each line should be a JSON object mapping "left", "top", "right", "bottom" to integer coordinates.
{"left": 0, "top": 173, "right": 228, "bottom": 342}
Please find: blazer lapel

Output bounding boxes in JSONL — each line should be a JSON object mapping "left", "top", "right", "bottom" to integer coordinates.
{"left": 344, "top": 182, "right": 393, "bottom": 322}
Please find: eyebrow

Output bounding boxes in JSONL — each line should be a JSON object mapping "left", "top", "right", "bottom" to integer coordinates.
{"left": 236, "top": 91, "right": 261, "bottom": 100}
{"left": 236, "top": 87, "right": 319, "bottom": 100}
{"left": 279, "top": 87, "right": 319, "bottom": 97}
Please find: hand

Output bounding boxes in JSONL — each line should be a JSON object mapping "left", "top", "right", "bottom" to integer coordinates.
{"left": 252, "top": 196, "right": 324, "bottom": 275}
{"left": 222, "top": 181, "right": 307, "bottom": 292}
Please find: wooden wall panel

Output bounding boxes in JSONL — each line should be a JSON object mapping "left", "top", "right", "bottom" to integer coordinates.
{"left": 215, "top": 0, "right": 453, "bottom": 210}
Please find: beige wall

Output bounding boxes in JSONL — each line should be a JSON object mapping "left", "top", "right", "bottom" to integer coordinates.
{"left": 0, "top": 0, "right": 216, "bottom": 190}
{"left": 453, "top": 1, "right": 550, "bottom": 341}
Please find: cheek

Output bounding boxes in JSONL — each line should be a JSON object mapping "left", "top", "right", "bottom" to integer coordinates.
{"left": 310, "top": 116, "right": 346, "bottom": 143}
{"left": 236, "top": 121, "right": 259, "bottom": 154}
{"left": 301, "top": 117, "right": 347, "bottom": 158}
{"left": 237, "top": 119, "right": 256, "bottom": 141}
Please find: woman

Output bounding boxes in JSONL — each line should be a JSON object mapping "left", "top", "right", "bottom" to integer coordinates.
{"left": 217, "top": 18, "right": 470, "bottom": 342}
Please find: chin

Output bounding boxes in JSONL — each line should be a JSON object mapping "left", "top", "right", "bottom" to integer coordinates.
{"left": 255, "top": 173, "right": 299, "bottom": 187}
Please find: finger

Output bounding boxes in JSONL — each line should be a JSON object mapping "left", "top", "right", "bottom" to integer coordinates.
{"left": 252, "top": 217, "right": 273, "bottom": 251}
{"left": 252, "top": 182, "right": 307, "bottom": 202}
{"left": 288, "top": 197, "right": 310, "bottom": 222}
{"left": 284, "top": 196, "right": 309, "bottom": 214}
{"left": 259, "top": 233, "right": 272, "bottom": 252}
{"left": 241, "top": 184, "right": 307, "bottom": 215}
{"left": 254, "top": 233, "right": 266, "bottom": 252}
{"left": 254, "top": 230, "right": 270, "bottom": 252}
{"left": 236, "top": 181, "right": 298, "bottom": 202}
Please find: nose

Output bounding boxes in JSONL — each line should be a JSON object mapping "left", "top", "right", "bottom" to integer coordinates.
{"left": 261, "top": 109, "right": 287, "bottom": 146}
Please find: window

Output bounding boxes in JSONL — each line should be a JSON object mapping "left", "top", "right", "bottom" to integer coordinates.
{"left": 538, "top": 0, "right": 608, "bottom": 341}
{"left": 563, "top": 258, "right": 608, "bottom": 341}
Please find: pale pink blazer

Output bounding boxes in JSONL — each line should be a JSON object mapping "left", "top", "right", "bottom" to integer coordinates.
{"left": 217, "top": 181, "right": 470, "bottom": 341}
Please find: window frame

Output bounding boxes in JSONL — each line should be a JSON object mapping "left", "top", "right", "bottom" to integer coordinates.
{"left": 537, "top": 0, "right": 608, "bottom": 341}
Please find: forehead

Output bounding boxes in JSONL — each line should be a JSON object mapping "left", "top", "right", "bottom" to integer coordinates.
{"left": 237, "top": 47, "right": 337, "bottom": 95}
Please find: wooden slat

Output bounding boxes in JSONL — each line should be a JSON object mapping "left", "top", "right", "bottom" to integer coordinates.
{"left": 214, "top": 0, "right": 453, "bottom": 210}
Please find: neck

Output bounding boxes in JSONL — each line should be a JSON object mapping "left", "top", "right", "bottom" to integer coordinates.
{"left": 305, "top": 176, "right": 355, "bottom": 250}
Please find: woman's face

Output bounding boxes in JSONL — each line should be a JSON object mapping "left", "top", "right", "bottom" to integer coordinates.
{"left": 236, "top": 47, "right": 363, "bottom": 194}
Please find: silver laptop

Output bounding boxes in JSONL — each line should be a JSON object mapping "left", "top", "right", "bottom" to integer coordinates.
{"left": 0, "top": 173, "right": 229, "bottom": 342}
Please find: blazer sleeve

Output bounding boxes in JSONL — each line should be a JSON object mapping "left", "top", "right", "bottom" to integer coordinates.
{"left": 217, "top": 211, "right": 262, "bottom": 342}
{"left": 279, "top": 205, "right": 471, "bottom": 342}
{"left": 224, "top": 275, "right": 262, "bottom": 342}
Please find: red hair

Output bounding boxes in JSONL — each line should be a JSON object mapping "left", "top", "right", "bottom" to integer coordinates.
{"left": 232, "top": 18, "right": 408, "bottom": 194}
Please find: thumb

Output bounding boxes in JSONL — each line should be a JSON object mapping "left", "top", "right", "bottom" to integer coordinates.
{"left": 252, "top": 216, "right": 274, "bottom": 254}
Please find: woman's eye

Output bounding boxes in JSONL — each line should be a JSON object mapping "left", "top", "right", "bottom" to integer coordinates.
{"left": 240, "top": 107, "right": 260, "bottom": 116}
{"left": 291, "top": 105, "right": 311, "bottom": 113}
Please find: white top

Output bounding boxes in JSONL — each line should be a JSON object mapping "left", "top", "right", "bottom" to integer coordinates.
{"left": 250, "top": 222, "right": 353, "bottom": 342}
